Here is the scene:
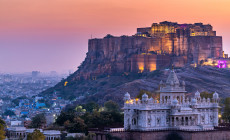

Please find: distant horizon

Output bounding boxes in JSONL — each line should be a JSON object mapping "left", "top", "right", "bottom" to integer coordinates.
{"left": 1, "top": 0, "right": 230, "bottom": 73}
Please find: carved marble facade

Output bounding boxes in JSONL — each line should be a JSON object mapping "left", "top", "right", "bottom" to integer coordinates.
{"left": 124, "top": 70, "right": 220, "bottom": 131}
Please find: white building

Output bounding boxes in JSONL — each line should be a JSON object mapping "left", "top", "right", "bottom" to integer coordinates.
{"left": 124, "top": 69, "right": 220, "bottom": 131}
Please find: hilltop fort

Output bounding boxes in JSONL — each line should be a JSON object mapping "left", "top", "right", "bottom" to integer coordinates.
{"left": 75, "top": 21, "right": 225, "bottom": 80}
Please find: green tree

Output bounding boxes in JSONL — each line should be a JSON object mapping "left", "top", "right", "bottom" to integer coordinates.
{"left": 27, "top": 129, "right": 45, "bottom": 140}
{"left": 55, "top": 112, "right": 75, "bottom": 126}
{"left": 222, "top": 97, "right": 230, "bottom": 122}
{"left": 0, "top": 118, "right": 6, "bottom": 140}
{"left": 200, "top": 91, "right": 213, "bottom": 99}
{"left": 75, "top": 106, "right": 86, "bottom": 115}
{"left": 82, "top": 102, "right": 99, "bottom": 113}
{"left": 136, "top": 90, "right": 160, "bottom": 100}
{"left": 30, "top": 114, "right": 46, "bottom": 128}
{"left": 64, "top": 117, "right": 87, "bottom": 133}
{"left": 104, "top": 100, "right": 120, "bottom": 112}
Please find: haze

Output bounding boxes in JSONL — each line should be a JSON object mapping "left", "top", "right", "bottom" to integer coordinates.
{"left": 0, "top": 0, "right": 230, "bottom": 73}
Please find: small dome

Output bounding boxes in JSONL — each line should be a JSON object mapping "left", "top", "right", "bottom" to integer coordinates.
{"left": 125, "top": 92, "right": 130, "bottom": 97}
{"left": 195, "top": 91, "right": 200, "bottom": 97}
{"left": 142, "top": 93, "right": 148, "bottom": 99}
{"left": 124, "top": 92, "right": 130, "bottom": 100}
{"left": 182, "top": 81, "right": 185, "bottom": 86}
{"left": 213, "top": 91, "right": 219, "bottom": 99}
{"left": 191, "top": 98, "right": 197, "bottom": 104}
{"left": 172, "top": 98, "right": 178, "bottom": 105}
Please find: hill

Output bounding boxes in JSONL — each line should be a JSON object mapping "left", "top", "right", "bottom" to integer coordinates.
{"left": 40, "top": 66, "right": 230, "bottom": 105}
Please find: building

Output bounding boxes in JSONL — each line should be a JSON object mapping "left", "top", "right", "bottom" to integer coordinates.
{"left": 124, "top": 69, "right": 220, "bottom": 131}
{"left": 6, "top": 127, "right": 61, "bottom": 140}
{"left": 43, "top": 130, "right": 61, "bottom": 140}
{"left": 75, "top": 21, "right": 224, "bottom": 79}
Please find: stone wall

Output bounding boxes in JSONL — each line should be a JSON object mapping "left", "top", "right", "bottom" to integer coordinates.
{"left": 73, "top": 22, "right": 223, "bottom": 79}
{"left": 93, "top": 130, "right": 230, "bottom": 140}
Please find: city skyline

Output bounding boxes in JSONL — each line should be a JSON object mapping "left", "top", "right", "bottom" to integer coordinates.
{"left": 1, "top": 0, "right": 230, "bottom": 73}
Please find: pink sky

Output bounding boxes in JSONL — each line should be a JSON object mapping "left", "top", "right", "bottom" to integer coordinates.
{"left": 0, "top": 0, "right": 230, "bottom": 73}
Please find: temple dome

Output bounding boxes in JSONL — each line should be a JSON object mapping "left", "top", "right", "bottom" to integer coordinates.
{"left": 195, "top": 91, "right": 200, "bottom": 97}
{"left": 182, "top": 81, "right": 185, "bottom": 86}
{"left": 191, "top": 98, "right": 197, "bottom": 104}
{"left": 213, "top": 91, "right": 219, "bottom": 99}
{"left": 142, "top": 93, "right": 148, "bottom": 101}
{"left": 172, "top": 98, "right": 178, "bottom": 105}
{"left": 124, "top": 92, "right": 130, "bottom": 100}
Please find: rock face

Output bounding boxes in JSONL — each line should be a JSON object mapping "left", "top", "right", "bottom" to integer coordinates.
{"left": 74, "top": 21, "right": 222, "bottom": 80}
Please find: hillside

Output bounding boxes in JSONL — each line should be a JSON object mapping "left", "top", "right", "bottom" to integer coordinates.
{"left": 41, "top": 66, "right": 230, "bottom": 105}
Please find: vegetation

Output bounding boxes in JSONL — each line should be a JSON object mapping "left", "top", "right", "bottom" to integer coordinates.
{"left": 136, "top": 90, "right": 160, "bottom": 100}
{"left": 30, "top": 114, "right": 46, "bottom": 128}
{"left": 222, "top": 97, "right": 230, "bottom": 122}
{"left": 0, "top": 118, "right": 5, "bottom": 140}
{"left": 27, "top": 129, "right": 45, "bottom": 140}
{"left": 55, "top": 101, "right": 123, "bottom": 133}
{"left": 200, "top": 91, "right": 213, "bottom": 99}
{"left": 104, "top": 100, "right": 120, "bottom": 112}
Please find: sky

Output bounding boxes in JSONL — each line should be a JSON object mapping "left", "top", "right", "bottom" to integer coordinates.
{"left": 0, "top": 0, "right": 230, "bottom": 73}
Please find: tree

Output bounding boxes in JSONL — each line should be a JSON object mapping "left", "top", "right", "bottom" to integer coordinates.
{"left": 104, "top": 100, "right": 120, "bottom": 112}
{"left": 64, "top": 117, "right": 87, "bottom": 133}
{"left": 82, "top": 102, "right": 99, "bottom": 113}
{"left": 75, "top": 106, "right": 86, "bottom": 115}
{"left": 27, "top": 129, "right": 45, "bottom": 140}
{"left": 0, "top": 118, "right": 5, "bottom": 140}
{"left": 200, "top": 91, "right": 213, "bottom": 99}
{"left": 56, "top": 112, "right": 75, "bottom": 126}
{"left": 136, "top": 90, "right": 160, "bottom": 100}
{"left": 222, "top": 97, "right": 230, "bottom": 122}
{"left": 30, "top": 114, "right": 46, "bottom": 128}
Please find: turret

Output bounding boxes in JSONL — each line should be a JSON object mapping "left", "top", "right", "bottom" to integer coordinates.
{"left": 142, "top": 93, "right": 148, "bottom": 102}
{"left": 213, "top": 91, "right": 219, "bottom": 103}
{"left": 124, "top": 92, "right": 131, "bottom": 101}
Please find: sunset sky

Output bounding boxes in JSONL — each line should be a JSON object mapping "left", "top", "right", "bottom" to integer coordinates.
{"left": 0, "top": 0, "right": 230, "bottom": 73}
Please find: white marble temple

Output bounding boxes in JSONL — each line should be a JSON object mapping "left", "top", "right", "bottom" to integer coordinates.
{"left": 124, "top": 69, "right": 220, "bottom": 131}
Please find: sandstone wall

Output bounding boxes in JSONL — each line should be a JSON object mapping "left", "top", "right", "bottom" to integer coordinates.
{"left": 93, "top": 130, "right": 230, "bottom": 140}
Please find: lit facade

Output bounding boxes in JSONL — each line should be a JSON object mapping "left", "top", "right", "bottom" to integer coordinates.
{"left": 124, "top": 70, "right": 220, "bottom": 131}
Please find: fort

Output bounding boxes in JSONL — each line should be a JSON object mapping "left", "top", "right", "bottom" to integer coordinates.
{"left": 75, "top": 21, "right": 226, "bottom": 80}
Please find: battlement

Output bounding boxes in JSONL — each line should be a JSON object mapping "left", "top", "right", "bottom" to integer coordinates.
{"left": 137, "top": 21, "right": 216, "bottom": 37}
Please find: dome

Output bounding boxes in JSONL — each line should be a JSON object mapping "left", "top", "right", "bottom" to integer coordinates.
{"left": 125, "top": 92, "right": 130, "bottom": 97}
{"left": 172, "top": 98, "right": 178, "bottom": 105}
{"left": 182, "top": 81, "right": 185, "bottom": 86}
{"left": 142, "top": 93, "right": 148, "bottom": 99}
{"left": 213, "top": 91, "right": 219, "bottom": 99}
{"left": 124, "top": 92, "right": 130, "bottom": 100}
{"left": 195, "top": 91, "right": 200, "bottom": 97}
{"left": 191, "top": 98, "right": 197, "bottom": 104}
